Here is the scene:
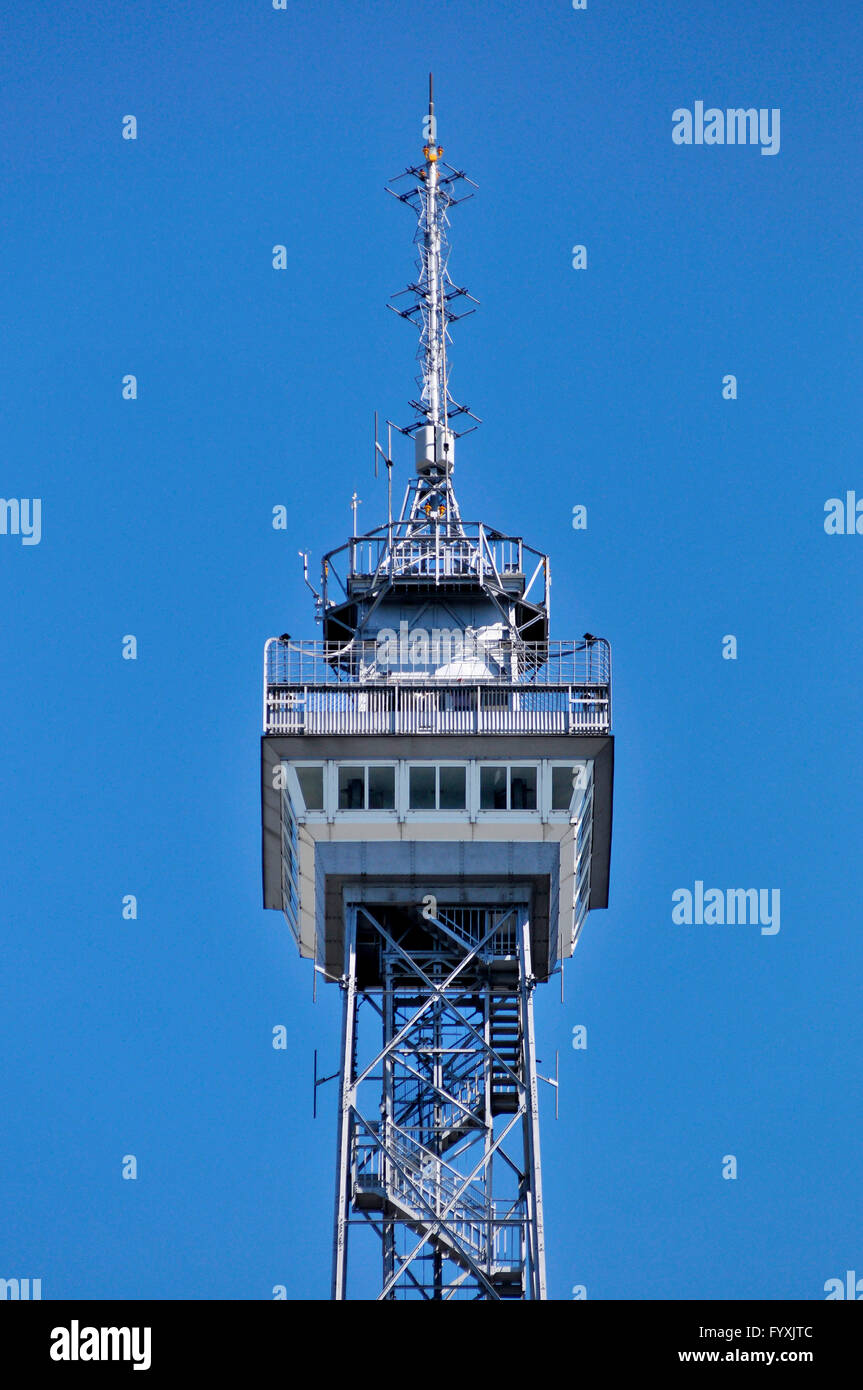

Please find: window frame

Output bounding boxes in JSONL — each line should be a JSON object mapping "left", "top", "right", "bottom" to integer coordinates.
{"left": 404, "top": 760, "right": 470, "bottom": 818}
{"left": 291, "top": 761, "right": 327, "bottom": 816}
{"left": 475, "top": 761, "right": 541, "bottom": 816}
{"left": 332, "top": 760, "right": 399, "bottom": 816}
{"left": 546, "top": 759, "right": 592, "bottom": 819}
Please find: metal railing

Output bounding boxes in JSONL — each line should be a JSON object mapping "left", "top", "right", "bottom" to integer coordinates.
{"left": 265, "top": 637, "right": 608, "bottom": 685}
{"left": 322, "top": 522, "right": 549, "bottom": 609}
{"left": 435, "top": 906, "right": 519, "bottom": 957}
{"left": 263, "top": 637, "right": 611, "bottom": 736}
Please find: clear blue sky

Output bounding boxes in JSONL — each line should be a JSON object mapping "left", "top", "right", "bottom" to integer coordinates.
{"left": 2, "top": 0, "right": 861, "bottom": 1300}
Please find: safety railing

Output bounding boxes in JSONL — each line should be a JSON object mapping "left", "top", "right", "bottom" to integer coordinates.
{"left": 322, "top": 522, "right": 549, "bottom": 609}
{"left": 263, "top": 638, "right": 611, "bottom": 735}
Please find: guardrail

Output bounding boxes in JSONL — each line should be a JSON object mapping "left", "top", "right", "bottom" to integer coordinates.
{"left": 263, "top": 637, "right": 611, "bottom": 735}
{"left": 265, "top": 637, "right": 609, "bottom": 685}
{"left": 322, "top": 522, "right": 549, "bottom": 609}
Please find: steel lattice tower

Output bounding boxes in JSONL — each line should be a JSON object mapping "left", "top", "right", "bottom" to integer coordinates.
{"left": 260, "top": 79, "right": 613, "bottom": 1300}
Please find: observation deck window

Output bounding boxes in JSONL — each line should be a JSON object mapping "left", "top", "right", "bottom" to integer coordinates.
{"left": 479, "top": 764, "right": 537, "bottom": 811}
{"left": 285, "top": 759, "right": 591, "bottom": 820}
{"left": 338, "top": 764, "right": 396, "bottom": 811}
{"left": 296, "top": 765, "right": 324, "bottom": 811}
{"left": 408, "top": 764, "right": 467, "bottom": 811}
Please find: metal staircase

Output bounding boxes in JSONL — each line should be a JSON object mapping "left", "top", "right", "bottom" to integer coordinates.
{"left": 490, "top": 995, "right": 521, "bottom": 1114}
{"left": 353, "top": 1126, "right": 524, "bottom": 1294}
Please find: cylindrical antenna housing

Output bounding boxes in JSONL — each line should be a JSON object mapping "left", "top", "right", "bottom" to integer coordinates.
{"left": 415, "top": 424, "right": 455, "bottom": 475}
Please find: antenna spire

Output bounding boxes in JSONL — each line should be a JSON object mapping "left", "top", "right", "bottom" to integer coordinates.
{"left": 386, "top": 77, "right": 480, "bottom": 503}
{"left": 420, "top": 71, "right": 446, "bottom": 448}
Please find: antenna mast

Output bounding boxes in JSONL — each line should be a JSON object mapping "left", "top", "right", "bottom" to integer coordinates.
{"left": 387, "top": 74, "right": 480, "bottom": 526}
{"left": 422, "top": 72, "right": 445, "bottom": 443}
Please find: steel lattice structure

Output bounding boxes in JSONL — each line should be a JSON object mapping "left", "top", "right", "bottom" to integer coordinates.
{"left": 333, "top": 902, "right": 545, "bottom": 1299}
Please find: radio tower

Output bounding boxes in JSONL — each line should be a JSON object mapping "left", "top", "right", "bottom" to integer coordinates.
{"left": 260, "top": 78, "right": 613, "bottom": 1300}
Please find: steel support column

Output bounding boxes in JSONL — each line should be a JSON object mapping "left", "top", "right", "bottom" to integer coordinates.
{"left": 331, "top": 910, "right": 357, "bottom": 1301}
